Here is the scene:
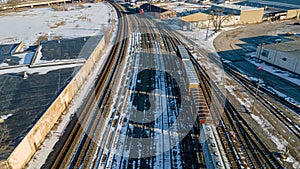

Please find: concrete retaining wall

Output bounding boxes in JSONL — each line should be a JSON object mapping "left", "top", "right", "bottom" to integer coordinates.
{"left": 6, "top": 36, "right": 106, "bottom": 169}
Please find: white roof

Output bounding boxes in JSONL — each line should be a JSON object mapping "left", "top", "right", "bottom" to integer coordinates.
{"left": 213, "top": 3, "right": 261, "bottom": 11}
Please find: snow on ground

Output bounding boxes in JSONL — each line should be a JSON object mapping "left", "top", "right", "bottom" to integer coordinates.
{"left": 26, "top": 3, "right": 117, "bottom": 168}
{"left": 0, "top": 2, "right": 111, "bottom": 48}
{"left": 177, "top": 27, "right": 239, "bottom": 52}
{"left": 284, "top": 155, "right": 300, "bottom": 169}
{"left": 247, "top": 58, "right": 300, "bottom": 87}
{"left": 0, "top": 114, "right": 13, "bottom": 120}
{"left": 0, "top": 63, "right": 84, "bottom": 75}
{"left": 224, "top": 84, "right": 252, "bottom": 108}
{"left": 266, "top": 86, "right": 300, "bottom": 106}
{"left": 250, "top": 113, "right": 288, "bottom": 151}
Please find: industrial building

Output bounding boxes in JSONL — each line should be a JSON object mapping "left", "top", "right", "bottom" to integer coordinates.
{"left": 140, "top": 3, "right": 176, "bottom": 19}
{"left": 235, "top": 0, "right": 300, "bottom": 21}
{"left": 256, "top": 40, "right": 300, "bottom": 75}
{"left": 180, "top": 3, "right": 263, "bottom": 30}
{"left": 211, "top": 3, "right": 264, "bottom": 24}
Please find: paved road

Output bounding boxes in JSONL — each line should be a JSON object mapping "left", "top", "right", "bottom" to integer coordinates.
{"left": 214, "top": 20, "right": 300, "bottom": 104}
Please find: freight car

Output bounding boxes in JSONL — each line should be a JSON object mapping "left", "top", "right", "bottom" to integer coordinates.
{"left": 177, "top": 45, "right": 229, "bottom": 169}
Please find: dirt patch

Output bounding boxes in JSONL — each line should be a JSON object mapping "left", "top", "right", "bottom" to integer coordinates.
{"left": 214, "top": 19, "right": 300, "bottom": 54}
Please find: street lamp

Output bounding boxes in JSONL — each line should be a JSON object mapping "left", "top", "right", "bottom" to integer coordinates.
{"left": 251, "top": 66, "right": 263, "bottom": 113}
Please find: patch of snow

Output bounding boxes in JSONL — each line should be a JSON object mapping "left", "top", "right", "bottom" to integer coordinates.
{"left": 283, "top": 155, "right": 300, "bottom": 169}
{"left": 222, "top": 59, "right": 232, "bottom": 63}
{"left": 247, "top": 59, "right": 300, "bottom": 87}
{"left": 250, "top": 114, "right": 288, "bottom": 151}
{"left": 267, "top": 86, "right": 300, "bottom": 107}
{"left": 34, "top": 45, "right": 43, "bottom": 64}
{"left": 0, "top": 62, "right": 9, "bottom": 67}
{"left": 0, "top": 114, "right": 13, "bottom": 120}
{"left": 0, "top": 3, "right": 110, "bottom": 48}
{"left": 0, "top": 62, "right": 83, "bottom": 76}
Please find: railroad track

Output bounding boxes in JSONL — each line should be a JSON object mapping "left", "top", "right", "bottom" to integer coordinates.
{"left": 40, "top": 3, "right": 296, "bottom": 168}
{"left": 171, "top": 29, "right": 300, "bottom": 115}
{"left": 226, "top": 69, "right": 300, "bottom": 139}
{"left": 42, "top": 4, "right": 205, "bottom": 169}
{"left": 107, "top": 15, "right": 203, "bottom": 168}
{"left": 225, "top": 66, "right": 300, "bottom": 114}
{"left": 121, "top": 16, "right": 293, "bottom": 168}
{"left": 157, "top": 26, "right": 285, "bottom": 168}
{"left": 191, "top": 53, "right": 284, "bottom": 168}
{"left": 42, "top": 2, "right": 129, "bottom": 168}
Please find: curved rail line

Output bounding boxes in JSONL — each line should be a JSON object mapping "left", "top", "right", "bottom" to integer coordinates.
{"left": 42, "top": 2, "right": 129, "bottom": 168}
{"left": 160, "top": 27, "right": 284, "bottom": 168}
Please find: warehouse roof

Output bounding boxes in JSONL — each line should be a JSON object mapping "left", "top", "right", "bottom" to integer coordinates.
{"left": 212, "top": 3, "right": 262, "bottom": 11}
{"left": 236, "top": 0, "right": 300, "bottom": 10}
{"left": 263, "top": 40, "right": 300, "bottom": 56}
{"left": 263, "top": 40, "right": 300, "bottom": 51}
{"left": 180, "top": 12, "right": 210, "bottom": 22}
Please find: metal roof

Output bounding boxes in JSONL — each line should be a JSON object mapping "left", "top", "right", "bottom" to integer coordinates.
{"left": 263, "top": 40, "right": 300, "bottom": 56}
{"left": 178, "top": 45, "right": 190, "bottom": 60}
{"left": 180, "top": 12, "right": 210, "bottom": 22}
{"left": 236, "top": 0, "right": 300, "bottom": 11}
{"left": 183, "top": 60, "right": 199, "bottom": 85}
{"left": 212, "top": 3, "right": 261, "bottom": 11}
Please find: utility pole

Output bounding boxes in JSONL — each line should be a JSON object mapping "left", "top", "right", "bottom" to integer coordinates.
{"left": 257, "top": 42, "right": 263, "bottom": 61}
{"left": 205, "top": 18, "right": 211, "bottom": 41}
{"left": 251, "top": 66, "right": 263, "bottom": 113}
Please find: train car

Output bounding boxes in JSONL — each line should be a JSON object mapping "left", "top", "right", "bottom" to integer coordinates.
{"left": 182, "top": 60, "right": 199, "bottom": 92}
{"left": 177, "top": 45, "right": 190, "bottom": 61}
{"left": 190, "top": 88, "right": 213, "bottom": 126}
{"left": 178, "top": 45, "right": 213, "bottom": 127}
{"left": 177, "top": 45, "right": 230, "bottom": 168}
{"left": 200, "top": 124, "right": 227, "bottom": 169}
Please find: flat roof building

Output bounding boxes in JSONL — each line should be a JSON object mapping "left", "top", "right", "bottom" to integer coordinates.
{"left": 211, "top": 3, "right": 264, "bottom": 24}
{"left": 179, "top": 3, "right": 263, "bottom": 30}
{"left": 235, "top": 0, "right": 300, "bottom": 20}
{"left": 256, "top": 40, "right": 300, "bottom": 75}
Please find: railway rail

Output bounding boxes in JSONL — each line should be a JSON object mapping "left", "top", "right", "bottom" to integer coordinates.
{"left": 226, "top": 69, "right": 300, "bottom": 139}
{"left": 192, "top": 56, "right": 284, "bottom": 168}
{"left": 42, "top": 2, "right": 129, "bottom": 168}
{"left": 159, "top": 26, "right": 285, "bottom": 168}
{"left": 39, "top": 3, "right": 298, "bottom": 169}
{"left": 43, "top": 3, "right": 204, "bottom": 169}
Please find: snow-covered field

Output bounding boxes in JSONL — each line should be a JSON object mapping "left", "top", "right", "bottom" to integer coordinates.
{"left": 0, "top": 2, "right": 111, "bottom": 48}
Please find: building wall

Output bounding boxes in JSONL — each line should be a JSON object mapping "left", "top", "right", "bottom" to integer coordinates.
{"left": 256, "top": 47, "right": 300, "bottom": 74}
{"left": 180, "top": 15, "right": 240, "bottom": 30}
{"left": 286, "top": 9, "right": 300, "bottom": 19}
{"left": 239, "top": 8, "right": 264, "bottom": 24}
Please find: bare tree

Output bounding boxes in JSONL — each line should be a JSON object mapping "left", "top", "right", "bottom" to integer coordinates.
{"left": 208, "top": 8, "right": 233, "bottom": 32}
{"left": 7, "top": 0, "right": 20, "bottom": 11}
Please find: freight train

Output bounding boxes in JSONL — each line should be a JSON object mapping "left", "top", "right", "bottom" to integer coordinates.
{"left": 177, "top": 45, "right": 228, "bottom": 169}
